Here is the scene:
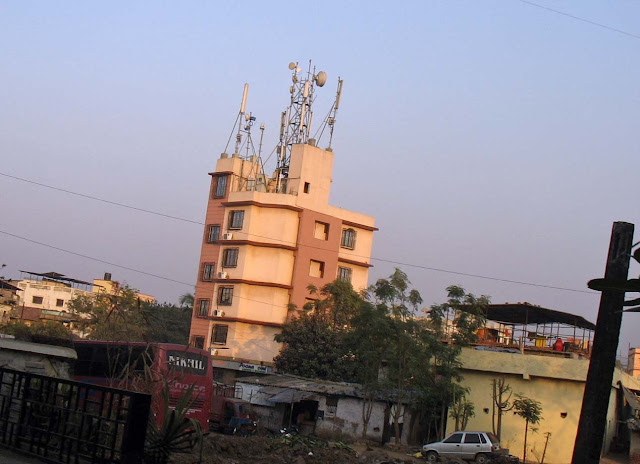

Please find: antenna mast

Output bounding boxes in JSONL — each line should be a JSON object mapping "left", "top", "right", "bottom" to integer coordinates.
{"left": 275, "top": 61, "right": 327, "bottom": 192}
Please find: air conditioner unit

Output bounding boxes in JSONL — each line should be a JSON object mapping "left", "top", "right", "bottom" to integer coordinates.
{"left": 212, "top": 310, "right": 225, "bottom": 317}
{"left": 211, "top": 348, "right": 219, "bottom": 356}
{"left": 223, "top": 233, "right": 233, "bottom": 240}
{"left": 218, "top": 271, "right": 228, "bottom": 279}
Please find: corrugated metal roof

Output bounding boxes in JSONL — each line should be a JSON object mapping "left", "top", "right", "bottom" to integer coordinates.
{"left": 238, "top": 374, "right": 363, "bottom": 398}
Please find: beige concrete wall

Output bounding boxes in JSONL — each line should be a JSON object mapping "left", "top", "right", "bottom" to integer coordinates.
{"left": 16, "top": 280, "right": 91, "bottom": 312}
{"left": 456, "top": 348, "right": 640, "bottom": 464}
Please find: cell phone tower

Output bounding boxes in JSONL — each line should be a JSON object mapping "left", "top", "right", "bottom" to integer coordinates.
{"left": 274, "top": 61, "right": 343, "bottom": 193}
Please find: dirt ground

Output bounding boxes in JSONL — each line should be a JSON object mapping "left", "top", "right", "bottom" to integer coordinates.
{"left": 176, "top": 433, "right": 426, "bottom": 464}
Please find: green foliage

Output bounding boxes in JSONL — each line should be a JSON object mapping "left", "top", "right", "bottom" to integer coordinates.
{"left": 274, "top": 308, "right": 358, "bottom": 382}
{"left": 145, "top": 382, "right": 203, "bottom": 464}
{"left": 67, "top": 286, "right": 190, "bottom": 343}
{"left": 513, "top": 394, "right": 543, "bottom": 463}
{"left": 1, "top": 320, "right": 73, "bottom": 347}
{"left": 274, "top": 268, "right": 490, "bottom": 444}
{"left": 178, "top": 293, "right": 194, "bottom": 310}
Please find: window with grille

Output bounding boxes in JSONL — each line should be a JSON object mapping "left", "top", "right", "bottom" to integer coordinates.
{"left": 341, "top": 228, "right": 356, "bottom": 249}
{"left": 197, "top": 299, "right": 210, "bottom": 317}
{"left": 228, "top": 211, "right": 244, "bottom": 229}
{"left": 222, "top": 248, "right": 239, "bottom": 268}
{"left": 207, "top": 225, "right": 220, "bottom": 243}
{"left": 338, "top": 266, "right": 352, "bottom": 282}
{"left": 214, "top": 175, "right": 228, "bottom": 198}
{"left": 56, "top": 299, "right": 64, "bottom": 307}
{"left": 202, "top": 263, "right": 215, "bottom": 281}
{"left": 191, "top": 336, "right": 205, "bottom": 349}
{"left": 212, "top": 325, "right": 229, "bottom": 345}
{"left": 218, "top": 287, "right": 233, "bottom": 306}
{"left": 32, "top": 296, "right": 43, "bottom": 304}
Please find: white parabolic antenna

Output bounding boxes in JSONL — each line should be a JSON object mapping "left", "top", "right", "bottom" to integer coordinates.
{"left": 315, "top": 71, "right": 327, "bottom": 87}
{"left": 288, "top": 62, "right": 296, "bottom": 70}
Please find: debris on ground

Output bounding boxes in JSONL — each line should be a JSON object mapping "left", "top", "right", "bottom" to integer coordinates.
{"left": 174, "top": 433, "right": 426, "bottom": 464}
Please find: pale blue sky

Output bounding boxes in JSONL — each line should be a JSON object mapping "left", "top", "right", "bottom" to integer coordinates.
{"left": 1, "top": 1, "right": 639, "bottom": 354}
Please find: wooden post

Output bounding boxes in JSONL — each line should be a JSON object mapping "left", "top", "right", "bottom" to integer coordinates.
{"left": 571, "top": 221, "right": 634, "bottom": 464}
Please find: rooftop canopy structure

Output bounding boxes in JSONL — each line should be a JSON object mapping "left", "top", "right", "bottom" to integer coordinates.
{"left": 476, "top": 303, "right": 595, "bottom": 356}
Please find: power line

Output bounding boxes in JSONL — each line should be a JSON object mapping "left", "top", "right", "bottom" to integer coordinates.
{"left": 0, "top": 228, "right": 597, "bottom": 298}
{"left": 0, "top": 172, "right": 202, "bottom": 225}
{"left": 1, "top": 171, "right": 599, "bottom": 295}
{"left": 518, "top": 0, "right": 640, "bottom": 40}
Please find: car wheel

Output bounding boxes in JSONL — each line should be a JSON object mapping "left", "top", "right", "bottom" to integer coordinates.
{"left": 425, "top": 451, "right": 438, "bottom": 463}
{"left": 475, "top": 453, "right": 489, "bottom": 464}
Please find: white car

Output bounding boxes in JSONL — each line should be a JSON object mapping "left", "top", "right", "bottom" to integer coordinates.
{"left": 422, "top": 431, "right": 507, "bottom": 464}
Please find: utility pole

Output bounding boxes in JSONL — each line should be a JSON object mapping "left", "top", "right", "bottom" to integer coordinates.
{"left": 572, "top": 221, "right": 635, "bottom": 464}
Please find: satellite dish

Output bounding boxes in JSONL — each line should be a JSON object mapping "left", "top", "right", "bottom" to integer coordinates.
{"left": 315, "top": 71, "right": 327, "bottom": 87}
{"left": 288, "top": 62, "right": 296, "bottom": 70}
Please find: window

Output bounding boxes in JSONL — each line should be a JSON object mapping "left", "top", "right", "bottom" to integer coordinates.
{"left": 191, "top": 336, "right": 205, "bottom": 349}
{"left": 228, "top": 210, "right": 244, "bottom": 230}
{"left": 196, "top": 299, "right": 210, "bottom": 317}
{"left": 309, "top": 260, "right": 325, "bottom": 278}
{"left": 341, "top": 228, "right": 356, "bottom": 249}
{"left": 56, "top": 299, "right": 64, "bottom": 307}
{"left": 338, "top": 266, "right": 352, "bottom": 282}
{"left": 32, "top": 296, "right": 43, "bottom": 304}
{"left": 207, "top": 225, "right": 220, "bottom": 243}
{"left": 304, "top": 182, "right": 310, "bottom": 194}
{"left": 214, "top": 175, "right": 228, "bottom": 198}
{"left": 202, "top": 263, "right": 215, "bottom": 281}
{"left": 222, "top": 248, "right": 239, "bottom": 268}
{"left": 326, "top": 397, "right": 338, "bottom": 417}
{"left": 218, "top": 287, "right": 233, "bottom": 306}
{"left": 464, "top": 433, "right": 481, "bottom": 444}
{"left": 212, "top": 325, "right": 229, "bottom": 345}
{"left": 314, "top": 221, "right": 329, "bottom": 240}
{"left": 443, "top": 433, "right": 463, "bottom": 444}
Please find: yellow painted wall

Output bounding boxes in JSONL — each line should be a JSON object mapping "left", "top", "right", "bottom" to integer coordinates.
{"left": 456, "top": 348, "right": 640, "bottom": 464}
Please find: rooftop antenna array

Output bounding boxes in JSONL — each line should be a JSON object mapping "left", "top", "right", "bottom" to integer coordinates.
{"left": 222, "top": 84, "right": 267, "bottom": 190}
{"left": 274, "top": 61, "right": 329, "bottom": 193}
{"left": 223, "top": 84, "right": 263, "bottom": 160}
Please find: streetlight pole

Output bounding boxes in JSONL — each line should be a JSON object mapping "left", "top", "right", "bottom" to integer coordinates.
{"left": 572, "top": 221, "right": 634, "bottom": 464}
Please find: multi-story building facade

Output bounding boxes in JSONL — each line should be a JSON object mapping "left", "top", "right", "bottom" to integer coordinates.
{"left": 189, "top": 142, "right": 376, "bottom": 374}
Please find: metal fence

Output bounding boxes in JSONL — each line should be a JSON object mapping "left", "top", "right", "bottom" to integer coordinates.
{"left": 0, "top": 367, "right": 151, "bottom": 464}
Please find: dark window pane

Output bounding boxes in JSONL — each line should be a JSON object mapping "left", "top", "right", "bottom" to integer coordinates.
{"left": 444, "top": 433, "right": 463, "bottom": 444}
{"left": 202, "top": 263, "right": 215, "bottom": 281}
{"left": 338, "top": 267, "right": 352, "bottom": 282}
{"left": 207, "top": 225, "right": 220, "bottom": 243}
{"left": 214, "top": 175, "right": 228, "bottom": 198}
{"left": 464, "top": 433, "right": 481, "bottom": 444}
{"left": 229, "top": 211, "right": 244, "bottom": 229}
{"left": 341, "top": 229, "right": 356, "bottom": 249}
{"left": 223, "top": 249, "right": 238, "bottom": 268}
{"left": 197, "top": 299, "right": 210, "bottom": 317}
{"left": 218, "top": 287, "right": 233, "bottom": 306}
{"left": 212, "top": 325, "right": 229, "bottom": 344}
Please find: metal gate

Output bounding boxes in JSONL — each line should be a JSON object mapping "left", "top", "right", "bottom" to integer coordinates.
{"left": 0, "top": 367, "right": 151, "bottom": 464}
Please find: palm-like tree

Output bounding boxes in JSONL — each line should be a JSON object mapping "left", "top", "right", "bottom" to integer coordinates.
{"left": 178, "top": 293, "right": 194, "bottom": 311}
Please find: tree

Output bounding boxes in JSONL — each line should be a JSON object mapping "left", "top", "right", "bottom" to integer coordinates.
{"left": 366, "top": 269, "right": 426, "bottom": 443}
{"left": 449, "top": 393, "right": 475, "bottom": 431}
{"left": 513, "top": 394, "right": 543, "bottom": 463}
{"left": 274, "top": 307, "right": 358, "bottom": 382}
{"left": 178, "top": 293, "right": 194, "bottom": 311}
{"left": 1, "top": 320, "right": 73, "bottom": 347}
{"left": 67, "top": 286, "right": 191, "bottom": 343}
{"left": 491, "top": 377, "right": 515, "bottom": 439}
{"left": 346, "top": 302, "right": 393, "bottom": 439}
